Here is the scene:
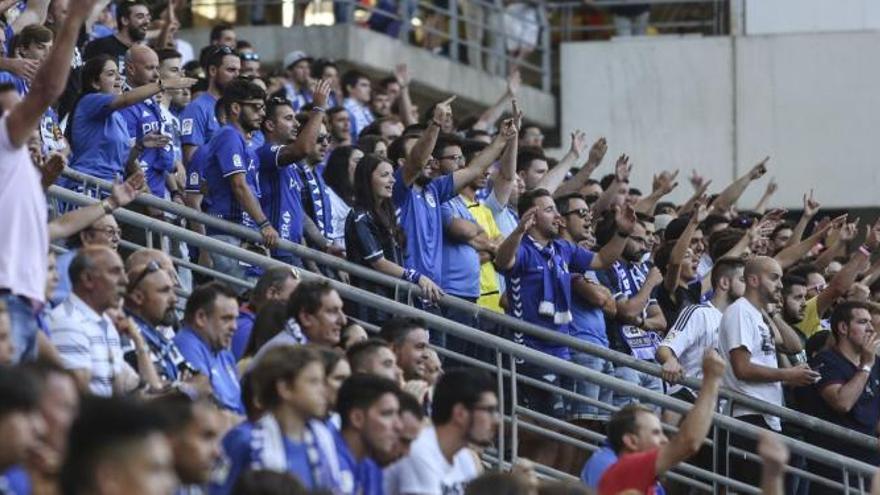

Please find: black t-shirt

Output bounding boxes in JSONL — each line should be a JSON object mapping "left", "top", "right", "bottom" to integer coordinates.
{"left": 83, "top": 35, "right": 129, "bottom": 75}
{"left": 345, "top": 207, "right": 403, "bottom": 289}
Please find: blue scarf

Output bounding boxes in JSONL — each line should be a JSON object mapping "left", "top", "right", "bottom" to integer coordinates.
{"left": 298, "top": 163, "right": 333, "bottom": 238}
{"left": 530, "top": 237, "right": 572, "bottom": 325}
{"left": 129, "top": 313, "right": 193, "bottom": 382}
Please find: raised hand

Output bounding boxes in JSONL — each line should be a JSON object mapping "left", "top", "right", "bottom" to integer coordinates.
{"left": 511, "top": 99, "right": 523, "bottom": 130}
{"left": 614, "top": 203, "right": 637, "bottom": 235}
{"left": 313, "top": 78, "right": 332, "bottom": 108}
{"left": 569, "top": 130, "right": 587, "bottom": 158}
{"left": 865, "top": 218, "right": 880, "bottom": 251}
{"left": 110, "top": 170, "right": 145, "bottom": 208}
{"left": 689, "top": 169, "right": 708, "bottom": 191}
{"left": 496, "top": 118, "right": 517, "bottom": 142}
{"left": 161, "top": 77, "right": 198, "bottom": 90}
{"left": 614, "top": 154, "right": 632, "bottom": 183}
{"left": 40, "top": 153, "right": 67, "bottom": 187}
{"left": 841, "top": 218, "right": 860, "bottom": 242}
{"left": 506, "top": 68, "right": 521, "bottom": 97}
{"left": 394, "top": 63, "right": 411, "bottom": 87}
{"left": 765, "top": 178, "right": 779, "bottom": 196}
{"left": 749, "top": 156, "right": 770, "bottom": 180}
{"left": 7, "top": 58, "right": 39, "bottom": 82}
{"left": 803, "top": 189, "right": 820, "bottom": 217}
{"left": 433, "top": 95, "right": 456, "bottom": 126}
{"left": 587, "top": 137, "right": 607, "bottom": 167}
{"left": 652, "top": 169, "right": 679, "bottom": 195}
{"left": 515, "top": 207, "right": 537, "bottom": 234}
{"left": 646, "top": 266, "right": 663, "bottom": 287}
{"left": 701, "top": 348, "right": 727, "bottom": 380}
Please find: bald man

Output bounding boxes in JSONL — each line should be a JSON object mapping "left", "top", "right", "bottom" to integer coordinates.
{"left": 120, "top": 45, "right": 182, "bottom": 201}
{"left": 718, "top": 256, "right": 819, "bottom": 487}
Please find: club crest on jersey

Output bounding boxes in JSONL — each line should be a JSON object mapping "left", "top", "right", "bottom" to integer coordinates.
{"left": 233, "top": 154, "right": 243, "bottom": 168}
{"left": 181, "top": 118, "right": 193, "bottom": 136}
{"left": 425, "top": 191, "right": 437, "bottom": 207}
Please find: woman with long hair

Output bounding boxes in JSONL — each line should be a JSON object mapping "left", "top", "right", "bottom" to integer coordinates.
{"left": 63, "top": 54, "right": 194, "bottom": 189}
{"left": 344, "top": 154, "right": 441, "bottom": 317}
{"left": 322, "top": 145, "right": 363, "bottom": 249}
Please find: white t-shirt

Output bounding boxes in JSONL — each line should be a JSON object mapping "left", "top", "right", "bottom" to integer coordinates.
{"left": 718, "top": 297, "right": 782, "bottom": 431}
{"left": 383, "top": 427, "right": 479, "bottom": 495}
{"left": 659, "top": 301, "right": 722, "bottom": 395}
{"left": 0, "top": 115, "right": 48, "bottom": 303}
{"left": 326, "top": 187, "right": 350, "bottom": 248}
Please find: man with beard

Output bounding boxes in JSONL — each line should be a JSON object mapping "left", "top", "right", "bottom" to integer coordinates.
{"left": 327, "top": 106, "right": 352, "bottom": 147}
{"left": 379, "top": 317, "right": 430, "bottom": 381}
{"left": 657, "top": 257, "right": 746, "bottom": 424}
{"left": 256, "top": 83, "right": 331, "bottom": 268}
{"left": 294, "top": 114, "right": 336, "bottom": 244}
{"left": 495, "top": 189, "right": 635, "bottom": 419}
{"left": 719, "top": 256, "right": 818, "bottom": 488}
{"left": 384, "top": 368, "right": 498, "bottom": 495}
{"left": 180, "top": 45, "right": 240, "bottom": 164}
{"left": 123, "top": 260, "right": 199, "bottom": 385}
{"left": 593, "top": 213, "right": 666, "bottom": 408}
{"left": 84, "top": 0, "right": 150, "bottom": 78}
{"left": 201, "top": 79, "right": 278, "bottom": 279}
{"left": 335, "top": 374, "right": 402, "bottom": 495}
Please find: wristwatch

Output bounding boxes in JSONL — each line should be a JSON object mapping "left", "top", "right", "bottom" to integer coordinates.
{"left": 860, "top": 364, "right": 873, "bottom": 374}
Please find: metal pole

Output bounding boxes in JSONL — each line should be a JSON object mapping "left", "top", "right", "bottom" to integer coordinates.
{"left": 449, "top": 0, "right": 460, "bottom": 61}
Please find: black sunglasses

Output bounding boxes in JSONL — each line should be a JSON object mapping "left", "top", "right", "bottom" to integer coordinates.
{"left": 239, "top": 52, "right": 261, "bottom": 62}
{"left": 128, "top": 260, "right": 160, "bottom": 292}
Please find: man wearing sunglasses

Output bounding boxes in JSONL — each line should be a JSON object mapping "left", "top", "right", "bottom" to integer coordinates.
{"left": 201, "top": 78, "right": 278, "bottom": 280}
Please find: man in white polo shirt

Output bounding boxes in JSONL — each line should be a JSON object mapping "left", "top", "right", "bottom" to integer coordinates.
{"left": 0, "top": 0, "right": 99, "bottom": 364}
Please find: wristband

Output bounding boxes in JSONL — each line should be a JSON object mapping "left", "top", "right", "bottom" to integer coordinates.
{"left": 859, "top": 244, "right": 873, "bottom": 257}
{"left": 312, "top": 105, "right": 326, "bottom": 113}
{"left": 258, "top": 219, "right": 271, "bottom": 229}
{"left": 402, "top": 268, "right": 422, "bottom": 284}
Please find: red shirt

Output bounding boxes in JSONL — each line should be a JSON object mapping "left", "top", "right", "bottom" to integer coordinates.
{"left": 598, "top": 448, "right": 660, "bottom": 495}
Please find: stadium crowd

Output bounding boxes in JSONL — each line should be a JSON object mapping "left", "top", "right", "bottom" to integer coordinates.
{"left": 2, "top": 1, "right": 880, "bottom": 495}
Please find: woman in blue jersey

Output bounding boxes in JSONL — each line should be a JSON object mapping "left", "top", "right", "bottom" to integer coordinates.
{"left": 64, "top": 54, "right": 196, "bottom": 184}
{"left": 345, "top": 154, "right": 442, "bottom": 313}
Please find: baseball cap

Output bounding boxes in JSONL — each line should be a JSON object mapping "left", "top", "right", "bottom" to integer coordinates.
{"left": 283, "top": 50, "right": 312, "bottom": 69}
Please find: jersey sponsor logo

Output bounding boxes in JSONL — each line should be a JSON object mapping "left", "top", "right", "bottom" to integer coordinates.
{"left": 181, "top": 118, "right": 194, "bottom": 136}
{"left": 233, "top": 154, "right": 243, "bottom": 168}
{"left": 189, "top": 172, "right": 199, "bottom": 186}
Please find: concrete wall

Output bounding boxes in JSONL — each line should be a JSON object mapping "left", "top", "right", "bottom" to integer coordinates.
{"left": 745, "top": 0, "right": 880, "bottom": 35}
{"left": 560, "top": 33, "right": 880, "bottom": 209}
{"left": 178, "top": 25, "right": 556, "bottom": 127}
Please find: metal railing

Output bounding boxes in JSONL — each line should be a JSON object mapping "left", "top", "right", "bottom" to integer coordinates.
{"left": 50, "top": 182, "right": 880, "bottom": 493}
{"left": 57, "top": 168, "right": 880, "bottom": 456}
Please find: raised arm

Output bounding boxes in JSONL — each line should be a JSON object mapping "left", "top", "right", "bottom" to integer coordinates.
{"left": 402, "top": 96, "right": 453, "bottom": 186}
{"left": 663, "top": 206, "right": 701, "bottom": 292}
{"left": 820, "top": 332, "right": 879, "bottom": 414}
{"left": 534, "top": 130, "right": 586, "bottom": 194}
{"left": 655, "top": 350, "right": 724, "bottom": 475}
{"left": 6, "top": 0, "right": 98, "bottom": 148}
{"left": 817, "top": 219, "right": 880, "bottom": 315}
{"left": 49, "top": 172, "right": 144, "bottom": 240}
{"left": 590, "top": 204, "right": 636, "bottom": 270}
{"left": 492, "top": 102, "right": 521, "bottom": 207}
{"left": 452, "top": 119, "right": 514, "bottom": 192}
{"left": 678, "top": 169, "right": 712, "bottom": 217}
{"left": 753, "top": 179, "right": 778, "bottom": 215}
{"left": 393, "top": 64, "right": 417, "bottom": 127}
{"left": 471, "top": 70, "right": 519, "bottom": 132}
{"left": 10, "top": 0, "right": 49, "bottom": 32}
{"left": 614, "top": 266, "right": 663, "bottom": 323}
{"left": 709, "top": 156, "right": 768, "bottom": 215}
{"left": 787, "top": 190, "right": 820, "bottom": 247}
{"left": 278, "top": 80, "right": 331, "bottom": 166}
{"left": 554, "top": 137, "right": 608, "bottom": 198}
{"left": 635, "top": 169, "right": 679, "bottom": 216}
{"left": 594, "top": 154, "right": 631, "bottom": 215}
{"left": 108, "top": 77, "right": 196, "bottom": 111}
{"left": 494, "top": 208, "right": 535, "bottom": 272}
{"left": 774, "top": 215, "right": 838, "bottom": 270}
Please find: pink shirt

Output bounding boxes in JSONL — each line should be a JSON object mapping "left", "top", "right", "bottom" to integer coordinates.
{"left": 0, "top": 115, "right": 48, "bottom": 303}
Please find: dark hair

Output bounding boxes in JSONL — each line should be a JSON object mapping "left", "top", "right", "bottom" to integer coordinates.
{"left": 380, "top": 317, "right": 426, "bottom": 346}
{"left": 599, "top": 173, "right": 616, "bottom": 191}
{"left": 156, "top": 47, "right": 183, "bottom": 63}
{"left": 222, "top": 78, "right": 266, "bottom": 114}
{"left": 517, "top": 188, "right": 553, "bottom": 218}
{"left": 431, "top": 368, "right": 495, "bottom": 425}
{"left": 184, "top": 282, "right": 238, "bottom": 324}
{"left": 554, "top": 192, "right": 585, "bottom": 217}
{"left": 323, "top": 146, "right": 358, "bottom": 205}
{"left": 14, "top": 23, "right": 53, "bottom": 54}
{"left": 61, "top": 397, "right": 167, "bottom": 495}
{"left": 606, "top": 403, "right": 654, "bottom": 454}
{"left": 0, "top": 366, "right": 41, "bottom": 417}
{"left": 519, "top": 123, "right": 542, "bottom": 138}
{"left": 337, "top": 374, "right": 400, "bottom": 430}
{"left": 771, "top": 221, "right": 794, "bottom": 240}
{"left": 431, "top": 133, "right": 464, "bottom": 159}
{"left": 378, "top": 75, "right": 399, "bottom": 90}
{"left": 700, "top": 214, "right": 730, "bottom": 235}
{"left": 711, "top": 257, "right": 746, "bottom": 290}
{"left": 346, "top": 338, "right": 391, "bottom": 374}
{"left": 251, "top": 266, "right": 297, "bottom": 308}
{"left": 327, "top": 105, "right": 347, "bottom": 118}
{"left": 287, "top": 279, "right": 336, "bottom": 325}
{"left": 235, "top": 39, "right": 253, "bottom": 51}
{"left": 782, "top": 274, "right": 807, "bottom": 296}
{"left": 461, "top": 139, "right": 488, "bottom": 163}
{"left": 386, "top": 134, "right": 418, "bottom": 167}
{"left": 628, "top": 187, "right": 642, "bottom": 197}
{"left": 210, "top": 23, "right": 235, "bottom": 43}
{"left": 242, "top": 302, "right": 289, "bottom": 359}
{"left": 708, "top": 228, "right": 746, "bottom": 261}
{"left": 311, "top": 58, "right": 338, "bottom": 80}
{"left": 251, "top": 345, "right": 322, "bottom": 409}
{"left": 148, "top": 391, "right": 205, "bottom": 434}
{"left": 204, "top": 45, "right": 238, "bottom": 72}
{"left": 317, "top": 347, "right": 346, "bottom": 376}
{"left": 117, "top": 0, "right": 148, "bottom": 24}
{"left": 341, "top": 69, "right": 369, "bottom": 97}
{"left": 397, "top": 388, "right": 424, "bottom": 420}
{"left": 356, "top": 134, "right": 388, "bottom": 155}
{"left": 264, "top": 96, "right": 293, "bottom": 125}
{"left": 788, "top": 263, "right": 821, "bottom": 281}
{"left": 652, "top": 241, "right": 675, "bottom": 276}
{"left": 352, "top": 154, "right": 406, "bottom": 249}
{"left": 830, "top": 300, "right": 872, "bottom": 338}
{"left": 516, "top": 146, "right": 546, "bottom": 173}
{"left": 466, "top": 472, "right": 532, "bottom": 495}
{"left": 65, "top": 54, "right": 114, "bottom": 142}
{"left": 231, "top": 469, "right": 307, "bottom": 495}
{"left": 654, "top": 201, "right": 676, "bottom": 216}
{"left": 0, "top": 82, "right": 15, "bottom": 93}
{"left": 593, "top": 209, "right": 618, "bottom": 247}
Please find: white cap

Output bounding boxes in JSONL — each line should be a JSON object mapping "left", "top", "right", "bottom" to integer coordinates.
{"left": 654, "top": 214, "right": 675, "bottom": 231}
{"left": 283, "top": 50, "right": 312, "bottom": 69}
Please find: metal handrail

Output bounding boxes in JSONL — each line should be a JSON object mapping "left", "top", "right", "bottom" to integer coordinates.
{"left": 48, "top": 184, "right": 880, "bottom": 488}
{"left": 56, "top": 169, "right": 880, "bottom": 455}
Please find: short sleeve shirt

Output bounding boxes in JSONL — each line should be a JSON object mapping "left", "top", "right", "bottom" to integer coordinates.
{"left": 392, "top": 169, "right": 455, "bottom": 284}
{"left": 173, "top": 327, "right": 243, "bottom": 414}
{"left": 383, "top": 427, "right": 478, "bottom": 495}
{"left": 440, "top": 196, "right": 481, "bottom": 298}
{"left": 202, "top": 125, "right": 261, "bottom": 232}
{"left": 256, "top": 143, "right": 305, "bottom": 248}
{"left": 659, "top": 302, "right": 722, "bottom": 395}
{"left": 796, "top": 296, "right": 823, "bottom": 338}
{"left": 180, "top": 93, "right": 220, "bottom": 148}
{"left": 69, "top": 93, "right": 130, "bottom": 181}
{"left": 596, "top": 261, "right": 662, "bottom": 360}
{"left": 811, "top": 349, "right": 880, "bottom": 436}
{"left": 119, "top": 98, "right": 176, "bottom": 197}
{"left": 718, "top": 297, "right": 783, "bottom": 430}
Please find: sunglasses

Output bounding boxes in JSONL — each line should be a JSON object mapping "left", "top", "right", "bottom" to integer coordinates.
{"left": 563, "top": 208, "right": 590, "bottom": 220}
{"left": 239, "top": 52, "right": 261, "bottom": 61}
